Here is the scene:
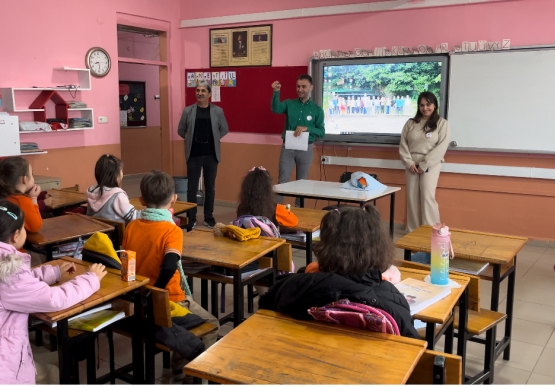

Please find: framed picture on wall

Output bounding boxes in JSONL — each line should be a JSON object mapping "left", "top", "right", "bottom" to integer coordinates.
{"left": 210, "top": 24, "right": 272, "bottom": 68}
{"left": 119, "top": 81, "right": 147, "bottom": 127}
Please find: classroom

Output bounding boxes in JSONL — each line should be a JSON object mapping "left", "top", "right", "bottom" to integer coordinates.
{"left": 1, "top": 0, "right": 555, "bottom": 385}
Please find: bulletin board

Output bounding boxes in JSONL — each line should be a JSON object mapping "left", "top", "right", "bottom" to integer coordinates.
{"left": 119, "top": 81, "right": 147, "bottom": 127}
{"left": 185, "top": 66, "right": 307, "bottom": 134}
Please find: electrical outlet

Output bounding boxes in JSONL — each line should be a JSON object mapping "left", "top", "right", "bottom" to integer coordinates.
{"left": 98, "top": 116, "right": 108, "bottom": 124}
{"left": 321, "top": 156, "right": 329, "bottom": 164}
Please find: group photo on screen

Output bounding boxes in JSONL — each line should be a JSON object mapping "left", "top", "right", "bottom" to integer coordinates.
{"left": 322, "top": 61, "right": 443, "bottom": 135}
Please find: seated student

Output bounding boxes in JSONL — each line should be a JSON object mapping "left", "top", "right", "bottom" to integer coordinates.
{"left": 122, "top": 170, "right": 219, "bottom": 378}
{"left": 236, "top": 166, "right": 297, "bottom": 228}
{"left": 86, "top": 154, "right": 141, "bottom": 223}
{"left": 259, "top": 204, "right": 418, "bottom": 338}
{"left": 0, "top": 199, "right": 107, "bottom": 384}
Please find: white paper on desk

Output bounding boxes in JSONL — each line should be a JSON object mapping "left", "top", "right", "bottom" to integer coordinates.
{"left": 285, "top": 131, "right": 309, "bottom": 151}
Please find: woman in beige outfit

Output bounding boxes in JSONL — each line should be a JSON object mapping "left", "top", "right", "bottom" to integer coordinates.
{"left": 399, "top": 92, "right": 450, "bottom": 232}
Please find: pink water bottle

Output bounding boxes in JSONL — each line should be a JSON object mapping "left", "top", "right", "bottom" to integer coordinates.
{"left": 430, "top": 223, "right": 454, "bottom": 285}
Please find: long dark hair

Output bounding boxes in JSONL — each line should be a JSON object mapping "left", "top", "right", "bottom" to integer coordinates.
{"left": 94, "top": 154, "right": 123, "bottom": 197}
{"left": 313, "top": 204, "right": 395, "bottom": 275}
{"left": 411, "top": 91, "right": 440, "bottom": 132}
{"left": 0, "top": 157, "right": 31, "bottom": 199}
{"left": 0, "top": 200, "right": 24, "bottom": 243}
{"left": 237, "top": 167, "right": 275, "bottom": 221}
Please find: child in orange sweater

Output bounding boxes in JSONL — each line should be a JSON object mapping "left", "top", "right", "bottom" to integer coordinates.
{"left": 0, "top": 157, "right": 42, "bottom": 233}
{"left": 237, "top": 166, "right": 298, "bottom": 228}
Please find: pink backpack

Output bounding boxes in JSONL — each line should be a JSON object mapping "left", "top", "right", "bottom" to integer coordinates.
{"left": 308, "top": 298, "right": 400, "bottom": 335}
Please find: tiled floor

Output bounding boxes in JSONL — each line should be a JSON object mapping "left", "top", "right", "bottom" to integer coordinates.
{"left": 31, "top": 198, "right": 555, "bottom": 384}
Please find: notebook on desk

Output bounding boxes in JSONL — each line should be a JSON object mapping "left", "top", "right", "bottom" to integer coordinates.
{"left": 449, "top": 258, "right": 489, "bottom": 275}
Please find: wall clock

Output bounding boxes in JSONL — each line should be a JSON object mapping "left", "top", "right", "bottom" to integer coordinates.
{"left": 85, "top": 47, "right": 111, "bottom": 77}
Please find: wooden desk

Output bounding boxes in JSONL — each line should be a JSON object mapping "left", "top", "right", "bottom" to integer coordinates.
{"left": 273, "top": 180, "right": 401, "bottom": 237}
{"left": 184, "top": 309, "right": 427, "bottom": 384}
{"left": 182, "top": 229, "right": 285, "bottom": 326}
{"left": 395, "top": 225, "right": 527, "bottom": 361}
{"left": 26, "top": 213, "right": 114, "bottom": 260}
{"left": 47, "top": 189, "right": 88, "bottom": 216}
{"left": 129, "top": 198, "right": 197, "bottom": 231}
{"left": 32, "top": 257, "right": 149, "bottom": 384}
{"left": 281, "top": 207, "right": 326, "bottom": 265}
{"left": 399, "top": 267, "right": 469, "bottom": 377}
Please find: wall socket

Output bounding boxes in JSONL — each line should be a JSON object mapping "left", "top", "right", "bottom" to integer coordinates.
{"left": 98, "top": 116, "right": 108, "bottom": 124}
{"left": 321, "top": 156, "right": 329, "bottom": 164}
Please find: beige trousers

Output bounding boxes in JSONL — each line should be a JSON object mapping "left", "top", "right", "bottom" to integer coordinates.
{"left": 405, "top": 157, "right": 442, "bottom": 232}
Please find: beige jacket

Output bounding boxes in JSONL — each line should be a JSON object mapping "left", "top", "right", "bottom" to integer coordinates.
{"left": 399, "top": 117, "right": 450, "bottom": 172}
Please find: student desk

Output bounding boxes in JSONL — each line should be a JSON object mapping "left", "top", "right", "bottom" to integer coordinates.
{"left": 273, "top": 180, "right": 401, "bottom": 237}
{"left": 184, "top": 309, "right": 427, "bottom": 384}
{"left": 31, "top": 257, "right": 149, "bottom": 384}
{"left": 26, "top": 213, "right": 114, "bottom": 260}
{"left": 46, "top": 189, "right": 88, "bottom": 216}
{"left": 181, "top": 229, "right": 285, "bottom": 326}
{"left": 399, "top": 267, "right": 469, "bottom": 376}
{"left": 395, "top": 225, "right": 527, "bottom": 361}
{"left": 281, "top": 207, "right": 326, "bottom": 265}
{"left": 129, "top": 198, "right": 197, "bottom": 231}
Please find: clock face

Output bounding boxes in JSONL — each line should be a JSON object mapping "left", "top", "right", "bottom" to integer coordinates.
{"left": 86, "top": 48, "right": 111, "bottom": 77}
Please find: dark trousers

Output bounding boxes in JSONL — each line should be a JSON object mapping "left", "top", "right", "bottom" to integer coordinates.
{"left": 186, "top": 155, "right": 218, "bottom": 221}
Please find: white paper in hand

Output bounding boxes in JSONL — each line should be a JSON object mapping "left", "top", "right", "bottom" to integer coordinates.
{"left": 285, "top": 131, "right": 309, "bottom": 151}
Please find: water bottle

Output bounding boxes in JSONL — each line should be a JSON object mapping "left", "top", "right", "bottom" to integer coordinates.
{"left": 430, "top": 223, "right": 453, "bottom": 285}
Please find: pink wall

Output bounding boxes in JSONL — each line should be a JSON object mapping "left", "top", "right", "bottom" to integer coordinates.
{"left": 118, "top": 63, "right": 161, "bottom": 126}
{"left": 0, "top": 0, "right": 183, "bottom": 150}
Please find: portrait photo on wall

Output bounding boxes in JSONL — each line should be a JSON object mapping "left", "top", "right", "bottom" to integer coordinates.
{"left": 253, "top": 34, "right": 268, "bottom": 42}
{"left": 232, "top": 31, "right": 248, "bottom": 58}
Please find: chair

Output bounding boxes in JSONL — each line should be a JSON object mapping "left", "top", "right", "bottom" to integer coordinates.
{"left": 112, "top": 285, "right": 218, "bottom": 384}
{"left": 322, "top": 171, "right": 378, "bottom": 210}
{"left": 407, "top": 349, "right": 463, "bottom": 384}
{"left": 89, "top": 217, "right": 126, "bottom": 250}
{"left": 398, "top": 260, "right": 506, "bottom": 384}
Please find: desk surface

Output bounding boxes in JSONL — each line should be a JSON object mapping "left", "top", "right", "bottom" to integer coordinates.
{"left": 47, "top": 189, "right": 88, "bottom": 210}
{"left": 399, "top": 267, "right": 469, "bottom": 324}
{"left": 283, "top": 207, "right": 327, "bottom": 233}
{"left": 274, "top": 180, "right": 401, "bottom": 202}
{"left": 129, "top": 198, "right": 196, "bottom": 215}
{"left": 182, "top": 229, "right": 285, "bottom": 269}
{"left": 184, "top": 309, "right": 426, "bottom": 384}
{"left": 32, "top": 257, "right": 149, "bottom": 323}
{"left": 26, "top": 213, "right": 114, "bottom": 246}
{"left": 395, "top": 225, "right": 528, "bottom": 265}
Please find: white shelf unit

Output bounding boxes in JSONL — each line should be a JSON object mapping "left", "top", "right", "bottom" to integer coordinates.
{"left": 1, "top": 67, "right": 94, "bottom": 131}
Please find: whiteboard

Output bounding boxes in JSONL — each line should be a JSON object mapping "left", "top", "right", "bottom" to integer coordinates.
{"left": 448, "top": 49, "right": 555, "bottom": 153}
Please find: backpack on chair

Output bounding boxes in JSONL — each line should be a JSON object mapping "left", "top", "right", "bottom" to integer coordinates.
{"left": 231, "top": 215, "right": 280, "bottom": 238}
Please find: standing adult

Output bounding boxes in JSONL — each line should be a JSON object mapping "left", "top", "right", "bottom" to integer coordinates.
{"left": 399, "top": 91, "right": 450, "bottom": 232}
{"left": 177, "top": 80, "right": 229, "bottom": 228}
{"left": 271, "top": 74, "right": 325, "bottom": 206}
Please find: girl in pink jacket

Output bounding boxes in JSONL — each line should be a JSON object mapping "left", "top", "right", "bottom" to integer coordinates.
{"left": 0, "top": 200, "right": 107, "bottom": 384}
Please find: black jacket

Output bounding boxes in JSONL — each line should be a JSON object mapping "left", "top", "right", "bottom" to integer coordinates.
{"left": 259, "top": 270, "right": 419, "bottom": 339}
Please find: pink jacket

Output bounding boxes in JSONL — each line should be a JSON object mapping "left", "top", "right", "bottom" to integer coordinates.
{"left": 0, "top": 242, "right": 100, "bottom": 384}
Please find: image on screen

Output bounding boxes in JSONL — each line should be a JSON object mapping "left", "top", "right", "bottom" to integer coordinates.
{"left": 321, "top": 61, "right": 443, "bottom": 136}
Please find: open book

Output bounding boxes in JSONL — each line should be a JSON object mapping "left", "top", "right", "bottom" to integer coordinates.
{"left": 51, "top": 303, "right": 112, "bottom": 328}
{"left": 394, "top": 278, "right": 452, "bottom": 315}
{"left": 68, "top": 309, "right": 126, "bottom": 332}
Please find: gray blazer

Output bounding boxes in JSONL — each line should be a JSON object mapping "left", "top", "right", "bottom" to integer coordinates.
{"left": 177, "top": 103, "right": 229, "bottom": 162}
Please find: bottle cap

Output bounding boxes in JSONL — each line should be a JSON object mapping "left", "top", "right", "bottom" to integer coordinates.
{"left": 439, "top": 227, "right": 445, "bottom": 235}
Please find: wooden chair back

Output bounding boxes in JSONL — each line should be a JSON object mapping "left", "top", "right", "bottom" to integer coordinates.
{"left": 258, "top": 242, "right": 293, "bottom": 272}
{"left": 90, "top": 216, "right": 126, "bottom": 250}
{"left": 143, "top": 285, "right": 172, "bottom": 328}
{"left": 397, "top": 260, "right": 481, "bottom": 312}
{"left": 407, "top": 349, "right": 462, "bottom": 384}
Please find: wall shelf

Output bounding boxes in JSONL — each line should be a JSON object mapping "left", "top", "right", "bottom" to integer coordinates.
{"left": 20, "top": 127, "right": 94, "bottom": 134}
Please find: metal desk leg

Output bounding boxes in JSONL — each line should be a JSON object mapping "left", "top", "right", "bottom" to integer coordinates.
{"left": 305, "top": 231, "right": 313, "bottom": 265}
{"left": 457, "top": 286, "right": 468, "bottom": 380}
{"left": 425, "top": 323, "right": 436, "bottom": 349}
{"left": 132, "top": 291, "right": 145, "bottom": 384}
{"left": 299, "top": 197, "right": 305, "bottom": 208}
{"left": 201, "top": 279, "right": 209, "bottom": 310}
{"left": 211, "top": 280, "right": 219, "bottom": 318}
{"left": 45, "top": 245, "right": 53, "bottom": 261}
{"left": 56, "top": 319, "right": 73, "bottom": 384}
{"left": 404, "top": 249, "right": 412, "bottom": 261}
{"left": 389, "top": 192, "right": 396, "bottom": 238}
{"left": 233, "top": 268, "right": 244, "bottom": 327}
{"left": 490, "top": 265, "right": 501, "bottom": 311}
{"left": 504, "top": 256, "right": 517, "bottom": 360}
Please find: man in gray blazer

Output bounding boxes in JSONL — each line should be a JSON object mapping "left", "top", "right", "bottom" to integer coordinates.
{"left": 177, "top": 80, "right": 229, "bottom": 228}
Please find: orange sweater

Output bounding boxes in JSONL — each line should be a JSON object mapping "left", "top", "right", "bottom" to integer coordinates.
{"left": 7, "top": 194, "right": 42, "bottom": 233}
{"left": 122, "top": 219, "right": 184, "bottom": 302}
